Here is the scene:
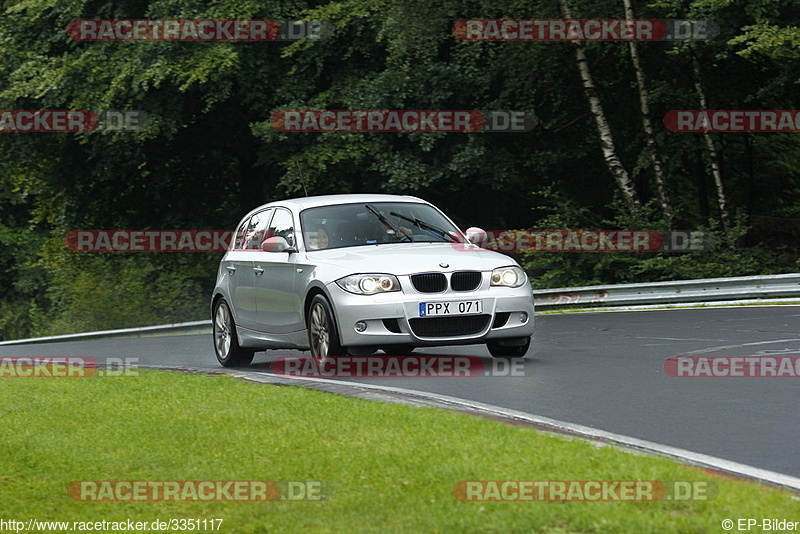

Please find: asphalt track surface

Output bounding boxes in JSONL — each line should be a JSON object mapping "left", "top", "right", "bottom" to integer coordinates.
{"left": 2, "top": 306, "right": 798, "bottom": 478}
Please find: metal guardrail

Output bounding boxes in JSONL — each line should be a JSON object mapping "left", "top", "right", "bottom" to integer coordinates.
{"left": 533, "top": 273, "right": 800, "bottom": 308}
{"left": 1, "top": 274, "right": 798, "bottom": 345}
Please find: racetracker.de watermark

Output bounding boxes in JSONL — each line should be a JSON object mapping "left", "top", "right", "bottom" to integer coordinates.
{"left": 664, "top": 356, "right": 800, "bottom": 377}
{"left": 453, "top": 19, "right": 717, "bottom": 41}
{"left": 64, "top": 229, "right": 713, "bottom": 253}
{"left": 64, "top": 230, "right": 234, "bottom": 252}
{"left": 463, "top": 230, "right": 713, "bottom": 253}
{"left": 271, "top": 355, "right": 524, "bottom": 378}
{"left": 66, "top": 19, "right": 330, "bottom": 41}
{"left": 68, "top": 480, "right": 328, "bottom": 501}
{"left": 0, "top": 357, "right": 138, "bottom": 377}
{"left": 453, "top": 480, "right": 717, "bottom": 501}
{"left": 0, "top": 110, "right": 147, "bottom": 132}
{"left": 270, "top": 110, "right": 537, "bottom": 132}
{"left": 664, "top": 110, "right": 800, "bottom": 132}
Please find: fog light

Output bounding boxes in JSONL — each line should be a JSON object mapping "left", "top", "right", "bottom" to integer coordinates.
{"left": 355, "top": 321, "right": 367, "bottom": 332}
{"left": 520, "top": 312, "right": 528, "bottom": 324}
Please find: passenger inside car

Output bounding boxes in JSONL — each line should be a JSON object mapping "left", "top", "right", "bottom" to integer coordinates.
{"left": 307, "top": 226, "right": 330, "bottom": 250}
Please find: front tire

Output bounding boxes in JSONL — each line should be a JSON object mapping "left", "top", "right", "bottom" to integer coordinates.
{"left": 213, "top": 299, "right": 255, "bottom": 367}
{"left": 307, "top": 294, "right": 345, "bottom": 365}
{"left": 487, "top": 337, "right": 531, "bottom": 359}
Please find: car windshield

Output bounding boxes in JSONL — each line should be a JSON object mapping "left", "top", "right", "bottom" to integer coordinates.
{"left": 300, "top": 202, "right": 465, "bottom": 251}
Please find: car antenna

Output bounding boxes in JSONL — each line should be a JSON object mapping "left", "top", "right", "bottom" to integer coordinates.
{"left": 296, "top": 163, "right": 309, "bottom": 197}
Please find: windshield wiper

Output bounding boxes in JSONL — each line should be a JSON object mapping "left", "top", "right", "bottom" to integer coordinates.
{"left": 389, "top": 211, "right": 454, "bottom": 241}
{"left": 365, "top": 205, "right": 413, "bottom": 242}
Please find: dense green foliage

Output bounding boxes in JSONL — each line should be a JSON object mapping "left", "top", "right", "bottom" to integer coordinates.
{"left": 0, "top": 0, "right": 798, "bottom": 339}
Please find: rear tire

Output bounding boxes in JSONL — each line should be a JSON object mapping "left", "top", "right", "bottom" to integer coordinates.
{"left": 213, "top": 299, "right": 255, "bottom": 367}
{"left": 347, "top": 346, "right": 377, "bottom": 356}
{"left": 487, "top": 337, "right": 530, "bottom": 359}
{"left": 307, "top": 295, "right": 345, "bottom": 365}
{"left": 381, "top": 344, "right": 416, "bottom": 356}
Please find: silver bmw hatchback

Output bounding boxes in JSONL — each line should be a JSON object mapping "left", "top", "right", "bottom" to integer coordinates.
{"left": 211, "top": 194, "right": 535, "bottom": 367}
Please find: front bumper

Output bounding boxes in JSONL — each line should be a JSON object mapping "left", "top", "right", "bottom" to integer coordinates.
{"left": 329, "top": 273, "right": 535, "bottom": 348}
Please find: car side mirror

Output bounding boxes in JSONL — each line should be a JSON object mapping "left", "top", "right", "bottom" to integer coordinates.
{"left": 464, "top": 227, "right": 488, "bottom": 247}
{"left": 261, "top": 236, "right": 296, "bottom": 253}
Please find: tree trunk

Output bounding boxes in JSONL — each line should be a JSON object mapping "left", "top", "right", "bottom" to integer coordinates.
{"left": 690, "top": 50, "right": 733, "bottom": 246}
{"left": 622, "top": 0, "right": 673, "bottom": 227}
{"left": 559, "top": 0, "right": 642, "bottom": 219}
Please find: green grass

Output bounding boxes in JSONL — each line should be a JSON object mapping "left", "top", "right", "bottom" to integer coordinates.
{"left": 0, "top": 371, "right": 796, "bottom": 533}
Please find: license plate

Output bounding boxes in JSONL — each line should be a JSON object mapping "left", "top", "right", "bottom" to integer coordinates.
{"left": 418, "top": 300, "right": 482, "bottom": 317}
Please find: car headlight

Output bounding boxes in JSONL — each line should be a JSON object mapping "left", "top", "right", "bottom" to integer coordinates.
{"left": 336, "top": 274, "right": 401, "bottom": 295}
{"left": 490, "top": 266, "right": 526, "bottom": 288}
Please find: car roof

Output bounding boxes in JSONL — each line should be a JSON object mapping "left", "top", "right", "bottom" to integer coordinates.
{"left": 246, "top": 193, "right": 429, "bottom": 215}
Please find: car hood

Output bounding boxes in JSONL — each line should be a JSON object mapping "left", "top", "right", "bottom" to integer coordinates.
{"left": 303, "top": 242, "right": 519, "bottom": 279}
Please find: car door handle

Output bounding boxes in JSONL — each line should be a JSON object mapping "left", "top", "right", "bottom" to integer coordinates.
{"left": 253, "top": 266, "right": 264, "bottom": 276}
{"left": 226, "top": 265, "right": 236, "bottom": 274}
